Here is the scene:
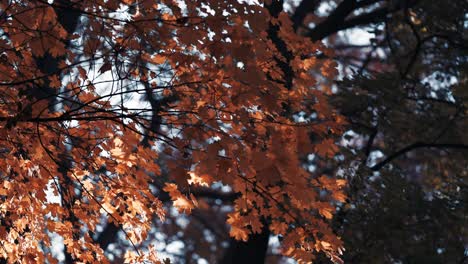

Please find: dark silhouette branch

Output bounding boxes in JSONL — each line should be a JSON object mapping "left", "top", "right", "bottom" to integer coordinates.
{"left": 370, "top": 142, "right": 468, "bottom": 171}
{"left": 291, "top": 0, "right": 321, "bottom": 30}
{"left": 307, "top": 0, "right": 362, "bottom": 41}
{"left": 362, "top": 127, "right": 378, "bottom": 165}
{"left": 306, "top": 0, "right": 419, "bottom": 41}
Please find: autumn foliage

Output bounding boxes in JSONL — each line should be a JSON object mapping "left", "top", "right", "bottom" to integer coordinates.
{"left": 0, "top": 0, "right": 346, "bottom": 263}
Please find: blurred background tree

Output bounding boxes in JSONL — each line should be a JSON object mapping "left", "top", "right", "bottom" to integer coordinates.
{"left": 307, "top": 0, "right": 468, "bottom": 263}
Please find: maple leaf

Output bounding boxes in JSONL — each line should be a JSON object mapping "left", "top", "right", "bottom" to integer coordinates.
{"left": 163, "top": 183, "right": 195, "bottom": 214}
{"left": 98, "top": 62, "right": 112, "bottom": 74}
{"left": 150, "top": 54, "right": 166, "bottom": 64}
{"left": 49, "top": 75, "right": 61, "bottom": 88}
{"left": 315, "top": 138, "right": 339, "bottom": 158}
{"left": 49, "top": 41, "right": 66, "bottom": 57}
{"left": 124, "top": 251, "right": 138, "bottom": 263}
{"left": 319, "top": 206, "right": 334, "bottom": 220}
{"left": 229, "top": 225, "right": 249, "bottom": 241}
{"left": 270, "top": 221, "right": 288, "bottom": 235}
{"left": 187, "top": 172, "right": 212, "bottom": 187}
{"left": 172, "top": 196, "right": 194, "bottom": 214}
{"left": 332, "top": 191, "right": 347, "bottom": 203}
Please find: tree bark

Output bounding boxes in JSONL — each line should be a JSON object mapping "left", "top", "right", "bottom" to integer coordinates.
{"left": 219, "top": 224, "right": 270, "bottom": 264}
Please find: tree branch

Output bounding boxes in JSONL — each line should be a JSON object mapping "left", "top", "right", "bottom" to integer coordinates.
{"left": 307, "top": 0, "right": 360, "bottom": 41}
{"left": 362, "top": 127, "right": 378, "bottom": 165}
{"left": 306, "top": 0, "right": 419, "bottom": 41}
{"left": 291, "top": 0, "right": 321, "bottom": 31}
{"left": 370, "top": 142, "right": 468, "bottom": 171}
{"left": 337, "top": 7, "right": 389, "bottom": 32}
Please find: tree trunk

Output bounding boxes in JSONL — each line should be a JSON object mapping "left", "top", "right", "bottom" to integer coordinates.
{"left": 219, "top": 224, "right": 270, "bottom": 264}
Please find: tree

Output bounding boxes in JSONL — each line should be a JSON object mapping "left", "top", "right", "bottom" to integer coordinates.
{"left": 1, "top": 0, "right": 467, "bottom": 263}
{"left": 293, "top": 0, "right": 467, "bottom": 263}
{"left": 0, "top": 0, "right": 347, "bottom": 263}
{"left": 327, "top": 0, "right": 468, "bottom": 262}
